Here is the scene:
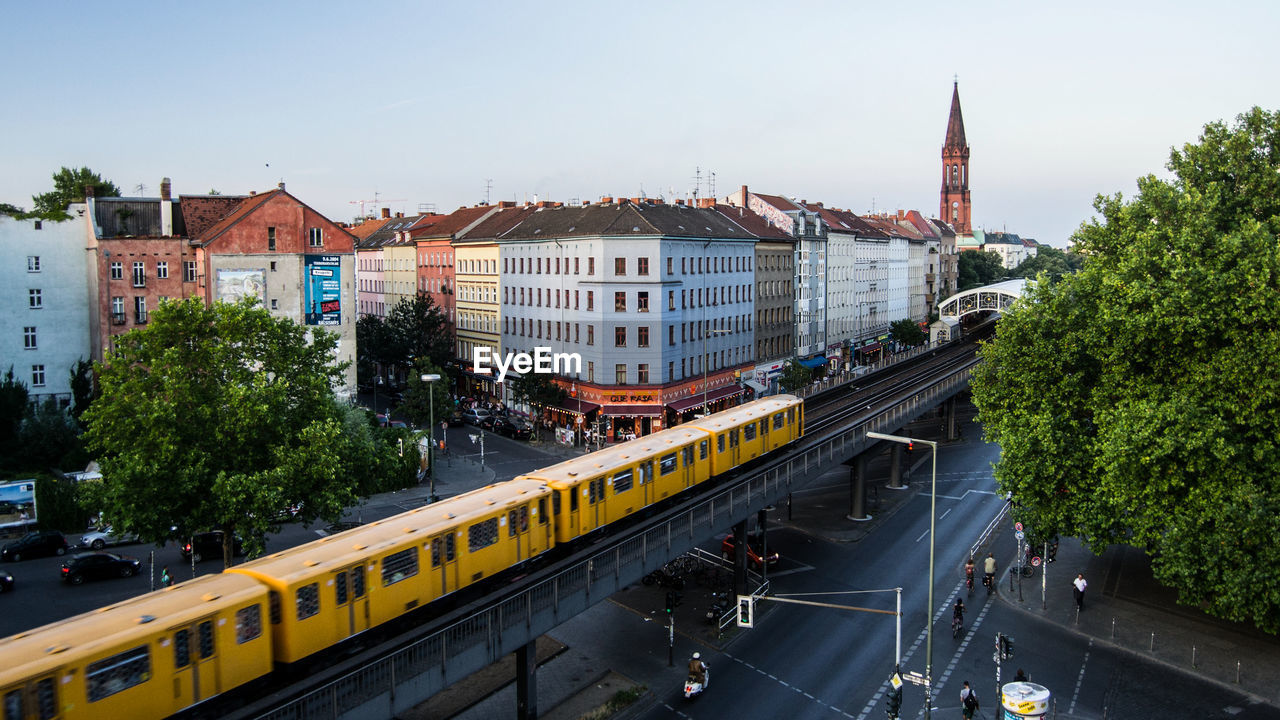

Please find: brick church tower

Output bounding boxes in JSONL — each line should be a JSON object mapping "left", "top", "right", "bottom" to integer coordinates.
{"left": 940, "top": 81, "right": 971, "bottom": 234}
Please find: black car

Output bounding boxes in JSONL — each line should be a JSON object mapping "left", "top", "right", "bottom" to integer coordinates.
{"left": 446, "top": 411, "right": 465, "bottom": 427}
{"left": 494, "top": 418, "right": 534, "bottom": 440}
{"left": 478, "top": 413, "right": 504, "bottom": 432}
{"left": 180, "top": 531, "right": 246, "bottom": 563}
{"left": 60, "top": 552, "right": 141, "bottom": 585}
{"left": 0, "top": 569, "right": 13, "bottom": 593}
{"left": 1, "top": 531, "right": 70, "bottom": 562}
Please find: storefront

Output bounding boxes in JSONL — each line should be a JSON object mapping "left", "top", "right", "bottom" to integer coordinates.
{"left": 666, "top": 384, "right": 746, "bottom": 424}
{"left": 599, "top": 404, "right": 664, "bottom": 442}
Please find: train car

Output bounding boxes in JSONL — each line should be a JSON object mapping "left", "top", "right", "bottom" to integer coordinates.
{"left": 0, "top": 574, "right": 271, "bottom": 720}
{"left": 522, "top": 427, "right": 716, "bottom": 544}
{"left": 680, "top": 395, "right": 803, "bottom": 477}
{"left": 227, "top": 478, "right": 554, "bottom": 665}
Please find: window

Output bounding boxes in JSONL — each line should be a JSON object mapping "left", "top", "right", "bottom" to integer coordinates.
{"left": 586, "top": 291, "right": 594, "bottom": 311}
{"left": 637, "top": 363, "right": 649, "bottom": 383}
{"left": 156, "top": 261, "right": 169, "bottom": 279}
{"left": 26, "top": 256, "right": 40, "bottom": 272}
{"left": 744, "top": 423, "right": 756, "bottom": 441}
{"left": 588, "top": 257, "right": 595, "bottom": 275}
{"left": 134, "top": 297, "right": 147, "bottom": 324}
{"left": 110, "top": 261, "right": 123, "bottom": 280}
{"left": 615, "top": 364, "right": 627, "bottom": 384}
{"left": 638, "top": 326, "right": 649, "bottom": 347}
{"left": 773, "top": 413, "right": 785, "bottom": 430}
{"left": 588, "top": 361, "right": 594, "bottom": 382}
{"left": 236, "top": 605, "right": 262, "bottom": 644}
{"left": 308, "top": 228, "right": 323, "bottom": 247}
{"left": 184, "top": 261, "right": 197, "bottom": 282}
{"left": 296, "top": 583, "right": 320, "bottom": 620}
{"left": 23, "top": 327, "right": 36, "bottom": 349}
{"left": 682, "top": 445, "right": 695, "bottom": 467}
{"left": 637, "top": 292, "right": 649, "bottom": 312}
{"left": 574, "top": 257, "right": 580, "bottom": 274}
{"left": 382, "top": 547, "right": 419, "bottom": 585}
{"left": 638, "top": 257, "right": 649, "bottom": 275}
{"left": 660, "top": 453, "right": 677, "bottom": 475}
{"left": 270, "top": 299, "right": 278, "bottom": 310}
{"left": 668, "top": 326, "right": 674, "bottom": 346}
{"left": 468, "top": 517, "right": 499, "bottom": 552}
{"left": 667, "top": 257, "right": 673, "bottom": 275}
{"left": 587, "top": 325, "right": 594, "bottom": 345}
{"left": 717, "top": 434, "right": 726, "bottom": 453}
{"left": 613, "top": 469, "right": 633, "bottom": 493}
{"left": 111, "top": 297, "right": 124, "bottom": 324}
{"left": 132, "top": 262, "right": 146, "bottom": 287}
{"left": 268, "top": 227, "right": 276, "bottom": 251}
{"left": 614, "top": 257, "right": 625, "bottom": 275}
{"left": 699, "top": 440, "right": 708, "bottom": 459}
{"left": 269, "top": 261, "right": 276, "bottom": 272}
{"left": 614, "top": 291, "right": 626, "bottom": 312}
{"left": 87, "top": 646, "right": 150, "bottom": 702}
{"left": 31, "top": 365, "right": 44, "bottom": 387}
{"left": 615, "top": 326, "right": 626, "bottom": 347}
{"left": 668, "top": 290, "right": 674, "bottom": 310}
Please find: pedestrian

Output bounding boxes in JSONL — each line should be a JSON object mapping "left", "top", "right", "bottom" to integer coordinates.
{"left": 1073, "top": 573, "right": 1088, "bottom": 610}
{"left": 161, "top": 566, "right": 173, "bottom": 587}
{"left": 960, "top": 680, "right": 979, "bottom": 719}
{"left": 1014, "top": 668, "right": 1028, "bottom": 682}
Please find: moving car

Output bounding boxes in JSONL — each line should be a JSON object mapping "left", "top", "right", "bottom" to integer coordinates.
{"left": 79, "top": 526, "right": 141, "bottom": 550}
{"left": 0, "top": 569, "right": 12, "bottom": 593}
{"left": 180, "top": 531, "right": 246, "bottom": 563}
{"left": 447, "top": 411, "right": 465, "bottom": 426}
{"left": 60, "top": 552, "right": 141, "bottom": 585}
{"left": 720, "top": 532, "right": 780, "bottom": 569}
{"left": 494, "top": 418, "right": 534, "bottom": 440}
{"left": 1, "top": 530, "right": 69, "bottom": 562}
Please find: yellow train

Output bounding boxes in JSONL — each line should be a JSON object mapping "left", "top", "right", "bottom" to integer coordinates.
{"left": 0, "top": 395, "right": 802, "bottom": 719}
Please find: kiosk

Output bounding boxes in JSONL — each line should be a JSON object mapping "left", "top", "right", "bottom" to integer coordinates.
{"left": 1001, "top": 682, "right": 1050, "bottom": 719}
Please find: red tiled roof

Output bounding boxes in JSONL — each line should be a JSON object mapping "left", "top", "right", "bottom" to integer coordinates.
{"left": 347, "top": 217, "right": 393, "bottom": 241}
{"left": 711, "top": 203, "right": 791, "bottom": 240}
{"left": 192, "top": 190, "right": 279, "bottom": 245}
{"left": 752, "top": 193, "right": 802, "bottom": 212}
{"left": 408, "top": 206, "right": 498, "bottom": 240}
{"left": 179, "top": 195, "right": 246, "bottom": 239}
{"left": 457, "top": 206, "right": 540, "bottom": 240}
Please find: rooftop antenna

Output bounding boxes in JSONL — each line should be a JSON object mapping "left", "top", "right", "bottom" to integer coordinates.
{"left": 708, "top": 171, "right": 716, "bottom": 199}
{"left": 134, "top": 183, "right": 147, "bottom": 196}
{"left": 692, "top": 167, "right": 702, "bottom": 200}
{"left": 639, "top": 183, "right": 646, "bottom": 200}
{"left": 484, "top": 179, "right": 493, "bottom": 205}
{"left": 871, "top": 196, "right": 877, "bottom": 214}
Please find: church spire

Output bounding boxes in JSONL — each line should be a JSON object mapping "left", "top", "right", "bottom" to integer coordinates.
{"left": 944, "top": 80, "right": 967, "bottom": 150}
{"left": 940, "top": 79, "right": 972, "bottom": 234}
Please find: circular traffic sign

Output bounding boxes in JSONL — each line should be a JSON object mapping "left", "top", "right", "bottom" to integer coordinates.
{"left": 1014, "top": 521, "right": 1024, "bottom": 532}
{"left": 1015, "top": 530, "right": 1025, "bottom": 540}
{"left": 1031, "top": 556, "right": 1042, "bottom": 567}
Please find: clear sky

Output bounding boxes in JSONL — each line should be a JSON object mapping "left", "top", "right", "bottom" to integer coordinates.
{"left": 4, "top": 1, "right": 1276, "bottom": 246}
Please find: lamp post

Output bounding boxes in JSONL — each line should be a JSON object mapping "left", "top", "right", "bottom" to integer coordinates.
{"left": 867, "top": 431, "right": 938, "bottom": 719}
{"left": 421, "top": 373, "right": 441, "bottom": 501}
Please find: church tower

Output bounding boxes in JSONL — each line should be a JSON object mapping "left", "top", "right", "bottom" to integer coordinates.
{"left": 940, "top": 81, "right": 971, "bottom": 234}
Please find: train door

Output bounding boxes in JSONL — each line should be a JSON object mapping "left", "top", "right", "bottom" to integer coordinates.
{"left": 508, "top": 506, "right": 530, "bottom": 561}
{"left": 2, "top": 675, "right": 58, "bottom": 720}
{"left": 681, "top": 445, "right": 695, "bottom": 489}
{"left": 430, "top": 533, "right": 459, "bottom": 595}
{"left": 172, "top": 617, "right": 219, "bottom": 703}
{"left": 638, "top": 460, "right": 654, "bottom": 506}
{"left": 588, "top": 477, "right": 606, "bottom": 531}
{"left": 333, "top": 564, "right": 369, "bottom": 638}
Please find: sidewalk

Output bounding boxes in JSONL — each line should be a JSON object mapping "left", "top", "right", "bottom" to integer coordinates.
{"left": 998, "top": 537, "right": 1280, "bottom": 708}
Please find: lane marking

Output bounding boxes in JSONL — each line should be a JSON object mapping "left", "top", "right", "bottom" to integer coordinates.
{"left": 1068, "top": 639, "right": 1091, "bottom": 714}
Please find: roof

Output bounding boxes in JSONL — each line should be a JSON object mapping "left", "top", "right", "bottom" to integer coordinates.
{"left": 752, "top": 193, "right": 803, "bottom": 212}
{"left": 945, "top": 81, "right": 968, "bottom": 149}
{"left": 347, "top": 217, "right": 394, "bottom": 241}
{"left": 361, "top": 213, "right": 433, "bottom": 248}
{"left": 711, "top": 204, "right": 791, "bottom": 241}
{"left": 180, "top": 195, "right": 247, "bottom": 238}
{"left": 92, "top": 197, "right": 178, "bottom": 238}
{"left": 191, "top": 190, "right": 277, "bottom": 245}
{"left": 456, "top": 205, "right": 540, "bottom": 241}
{"left": 498, "top": 201, "right": 765, "bottom": 241}
{"left": 801, "top": 204, "right": 888, "bottom": 239}
{"left": 408, "top": 205, "right": 498, "bottom": 240}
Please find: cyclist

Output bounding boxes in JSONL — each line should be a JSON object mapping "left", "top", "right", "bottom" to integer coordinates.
{"left": 983, "top": 553, "right": 997, "bottom": 591}
{"left": 952, "top": 599, "right": 966, "bottom": 635}
{"left": 964, "top": 557, "right": 976, "bottom": 592}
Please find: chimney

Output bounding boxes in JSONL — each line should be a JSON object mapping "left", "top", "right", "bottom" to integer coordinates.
{"left": 631, "top": 197, "right": 642, "bottom": 205}
{"left": 498, "top": 201, "right": 516, "bottom": 209}
{"left": 277, "top": 181, "right": 286, "bottom": 191}
{"left": 84, "top": 184, "right": 95, "bottom": 198}
{"left": 601, "top": 196, "right": 614, "bottom": 204}
{"left": 249, "top": 190, "right": 257, "bottom": 196}
{"left": 897, "top": 209, "right": 905, "bottom": 220}
{"left": 160, "top": 177, "right": 173, "bottom": 236}
{"left": 740, "top": 185, "right": 748, "bottom": 207}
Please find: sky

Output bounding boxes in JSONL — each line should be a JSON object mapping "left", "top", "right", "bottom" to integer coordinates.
{"left": 4, "top": 1, "right": 1277, "bottom": 247}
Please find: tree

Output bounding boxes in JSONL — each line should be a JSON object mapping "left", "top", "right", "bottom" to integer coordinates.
{"left": 69, "top": 359, "right": 95, "bottom": 428}
{"left": 957, "top": 250, "right": 1005, "bottom": 290}
{"left": 385, "top": 293, "right": 453, "bottom": 371}
{"left": 0, "top": 368, "right": 28, "bottom": 465}
{"left": 356, "top": 314, "right": 393, "bottom": 384}
{"left": 507, "top": 371, "right": 567, "bottom": 419}
{"left": 1010, "top": 246, "right": 1085, "bottom": 280}
{"left": 890, "top": 319, "right": 926, "bottom": 347}
{"left": 83, "top": 297, "right": 361, "bottom": 567}
{"left": 778, "top": 360, "right": 813, "bottom": 393}
{"left": 31, "top": 167, "right": 120, "bottom": 220}
{"left": 18, "top": 398, "right": 84, "bottom": 471}
{"left": 970, "top": 107, "right": 1280, "bottom": 632}
{"left": 399, "top": 359, "right": 453, "bottom": 428}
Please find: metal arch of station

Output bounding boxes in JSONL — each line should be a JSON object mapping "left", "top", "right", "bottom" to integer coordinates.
{"left": 937, "top": 278, "right": 1031, "bottom": 320}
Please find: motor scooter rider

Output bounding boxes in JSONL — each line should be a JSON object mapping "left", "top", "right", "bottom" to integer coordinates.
{"left": 688, "top": 652, "right": 707, "bottom": 685}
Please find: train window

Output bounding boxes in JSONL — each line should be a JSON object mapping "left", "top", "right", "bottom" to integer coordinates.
{"left": 509, "top": 508, "right": 529, "bottom": 535}
{"left": 174, "top": 629, "right": 190, "bottom": 668}
{"left": 296, "top": 584, "right": 321, "bottom": 620}
{"left": 743, "top": 423, "right": 756, "bottom": 441}
{"left": 446, "top": 533, "right": 456, "bottom": 561}
{"left": 198, "top": 621, "right": 214, "bottom": 659}
{"left": 35, "top": 679, "right": 54, "bottom": 720}
{"left": 787, "top": 409, "right": 795, "bottom": 424}
{"left": 519, "top": 506, "right": 530, "bottom": 531}
{"left": 773, "top": 413, "right": 784, "bottom": 430}
{"left": 729, "top": 429, "right": 739, "bottom": 448}
{"left": 269, "top": 591, "right": 281, "bottom": 624}
{"left": 717, "top": 434, "right": 725, "bottom": 453}
{"left": 539, "top": 497, "right": 549, "bottom": 524}
{"left": 640, "top": 462, "right": 653, "bottom": 484}
{"left": 760, "top": 419, "right": 768, "bottom": 436}
{"left": 570, "top": 488, "right": 578, "bottom": 512}
{"left": 431, "top": 538, "right": 442, "bottom": 567}
{"left": 4, "top": 689, "right": 22, "bottom": 720}
{"left": 382, "top": 548, "right": 419, "bottom": 586}
{"left": 613, "top": 469, "right": 633, "bottom": 493}
{"left": 236, "top": 605, "right": 263, "bottom": 644}
{"left": 699, "top": 440, "right": 708, "bottom": 459}
{"left": 86, "top": 646, "right": 150, "bottom": 702}
{"left": 352, "top": 567, "right": 366, "bottom": 597}
{"left": 681, "top": 446, "right": 693, "bottom": 466}
{"left": 468, "top": 518, "right": 499, "bottom": 552}
{"left": 336, "top": 572, "right": 349, "bottom": 605}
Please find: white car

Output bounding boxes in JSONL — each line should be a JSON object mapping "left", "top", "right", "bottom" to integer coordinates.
{"left": 79, "top": 526, "right": 140, "bottom": 551}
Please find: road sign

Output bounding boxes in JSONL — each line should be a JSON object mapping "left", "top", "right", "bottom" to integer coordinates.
{"left": 1014, "top": 521, "right": 1023, "bottom": 532}
{"left": 1014, "top": 530, "right": 1025, "bottom": 541}
{"left": 1031, "top": 556, "right": 1042, "bottom": 567}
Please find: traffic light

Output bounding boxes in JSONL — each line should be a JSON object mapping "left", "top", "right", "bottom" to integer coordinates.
{"left": 737, "top": 595, "right": 754, "bottom": 628}
{"left": 1003, "top": 634, "right": 1014, "bottom": 659}
{"left": 885, "top": 685, "right": 902, "bottom": 718}
{"left": 906, "top": 441, "right": 914, "bottom": 453}
{"left": 665, "top": 591, "right": 675, "bottom": 614}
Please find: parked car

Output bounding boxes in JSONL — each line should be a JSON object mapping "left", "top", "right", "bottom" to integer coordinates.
{"left": 0, "top": 569, "right": 13, "bottom": 593}
{"left": 494, "top": 418, "right": 534, "bottom": 440}
{"left": 79, "top": 526, "right": 141, "bottom": 550}
{"left": 1, "top": 531, "right": 69, "bottom": 562}
{"left": 478, "top": 414, "right": 504, "bottom": 432}
{"left": 60, "top": 552, "right": 141, "bottom": 585}
{"left": 388, "top": 419, "right": 409, "bottom": 429}
{"left": 447, "top": 411, "right": 465, "bottom": 427}
{"left": 720, "top": 533, "right": 780, "bottom": 569}
{"left": 180, "top": 531, "right": 246, "bottom": 563}
{"left": 271, "top": 503, "right": 305, "bottom": 523}
{"left": 461, "top": 408, "right": 492, "bottom": 426}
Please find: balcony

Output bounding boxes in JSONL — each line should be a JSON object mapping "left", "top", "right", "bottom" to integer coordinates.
{"left": 110, "top": 312, "right": 126, "bottom": 326}
{"left": 134, "top": 311, "right": 148, "bottom": 325}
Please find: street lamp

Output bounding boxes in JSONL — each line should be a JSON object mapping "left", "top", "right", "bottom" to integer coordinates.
{"left": 421, "top": 373, "right": 441, "bottom": 502}
{"left": 867, "top": 430, "right": 938, "bottom": 719}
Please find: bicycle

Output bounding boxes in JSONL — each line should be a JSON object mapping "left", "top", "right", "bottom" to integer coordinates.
{"left": 952, "top": 612, "right": 964, "bottom": 638}
{"left": 965, "top": 568, "right": 975, "bottom": 597}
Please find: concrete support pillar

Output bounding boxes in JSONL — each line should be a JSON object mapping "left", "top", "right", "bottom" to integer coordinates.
{"left": 757, "top": 508, "right": 769, "bottom": 582}
{"left": 943, "top": 396, "right": 958, "bottom": 441}
{"left": 732, "top": 519, "right": 748, "bottom": 596}
{"left": 516, "top": 639, "right": 537, "bottom": 720}
{"left": 848, "top": 455, "right": 870, "bottom": 520}
{"left": 888, "top": 443, "right": 905, "bottom": 489}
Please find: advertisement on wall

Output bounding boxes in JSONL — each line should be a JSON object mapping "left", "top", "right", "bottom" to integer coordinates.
{"left": 0, "top": 480, "right": 37, "bottom": 530}
{"left": 216, "top": 268, "right": 266, "bottom": 304}
{"left": 305, "top": 255, "right": 343, "bottom": 326}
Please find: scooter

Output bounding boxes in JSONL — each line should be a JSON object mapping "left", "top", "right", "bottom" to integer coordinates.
{"left": 684, "top": 663, "right": 710, "bottom": 699}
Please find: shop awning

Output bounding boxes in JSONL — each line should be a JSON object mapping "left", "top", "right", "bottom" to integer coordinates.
{"left": 796, "top": 356, "right": 827, "bottom": 369}
{"left": 547, "top": 400, "right": 600, "bottom": 416}
{"left": 599, "top": 404, "right": 665, "bottom": 417}
{"left": 855, "top": 343, "right": 883, "bottom": 355}
{"left": 743, "top": 379, "right": 767, "bottom": 394}
{"left": 666, "top": 385, "right": 745, "bottom": 413}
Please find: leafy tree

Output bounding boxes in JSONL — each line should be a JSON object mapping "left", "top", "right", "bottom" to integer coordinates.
{"left": 69, "top": 359, "right": 95, "bottom": 428}
{"left": 384, "top": 293, "right": 453, "bottom": 371}
{"left": 778, "top": 360, "right": 813, "bottom": 393}
{"left": 399, "top": 359, "right": 453, "bottom": 428}
{"left": 18, "top": 398, "right": 84, "bottom": 471}
{"left": 970, "top": 107, "right": 1280, "bottom": 632}
{"left": 507, "top": 371, "right": 567, "bottom": 418}
{"left": 83, "top": 297, "right": 361, "bottom": 567}
{"left": 31, "top": 166, "right": 120, "bottom": 220}
{"left": 890, "top": 318, "right": 926, "bottom": 347}
{"left": 356, "top": 314, "right": 392, "bottom": 384}
{"left": 0, "top": 368, "right": 28, "bottom": 464}
{"left": 1, "top": 203, "right": 25, "bottom": 218}
{"left": 957, "top": 250, "right": 1005, "bottom": 290}
{"left": 1010, "top": 245, "right": 1085, "bottom": 280}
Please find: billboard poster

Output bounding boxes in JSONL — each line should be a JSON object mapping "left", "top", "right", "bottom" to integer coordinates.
{"left": 0, "top": 479, "right": 36, "bottom": 530}
{"left": 216, "top": 268, "right": 266, "bottom": 304}
{"left": 305, "top": 255, "right": 342, "bottom": 326}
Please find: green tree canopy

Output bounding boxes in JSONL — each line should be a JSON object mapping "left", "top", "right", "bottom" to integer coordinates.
{"left": 1009, "top": 245, "right": 1085, "bottom": 280}
{"left": 890, "top": 318, "right": 926, "bottom": 347}
{"left": 507, "top": 371, "right": 567, "bottom": 416}
{"left": 32, "top": 166, "right": 120, "bottom": 220}
{"left": 83, "top": 297, "right": 362, "bottom": 567}
{"left": 970, "top": 107, "right": 1280, "bottom": 632}
{"left": 778, "top": 360, "right": 813, "bottom": 393}
{"left": 385, "top": 293, "right": 453, "bottom": 370}
{"left": 957, "top": 250, "right": 1005, "bottom": 290}
{"left": 399, "top": 359, "right": 453, "bottom": 427}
